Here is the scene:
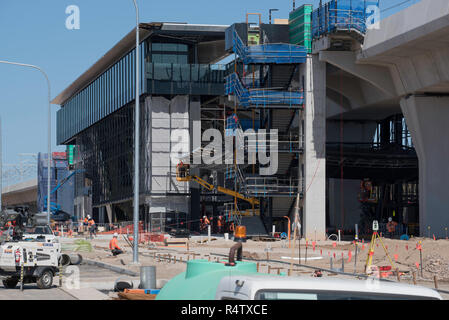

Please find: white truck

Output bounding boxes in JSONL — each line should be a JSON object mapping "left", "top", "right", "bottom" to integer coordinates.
{"left": 0, "top": 241, "right": 60, "bottom": 289}
{"left": 215, "top": 274, "right": 443, "bottom": 300}
{"left": 0, "top": 208, "right": 61, "bottom": 289}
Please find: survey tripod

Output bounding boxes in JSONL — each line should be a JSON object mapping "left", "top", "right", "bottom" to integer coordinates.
{"left": 365, "top": 220, "right": 396, "bottom": 273}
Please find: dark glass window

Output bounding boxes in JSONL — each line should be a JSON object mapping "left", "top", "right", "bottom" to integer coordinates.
{"left": 151, "top": 42, "right": 189, "bottom": 64}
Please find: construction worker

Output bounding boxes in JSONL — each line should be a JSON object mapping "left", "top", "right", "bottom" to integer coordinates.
{"left": 199, "top": 216, "right": 204, "bottom": 231}
{"left": 229, "top": 221, "right": 235, "bottom": 234}
{"left": 82, "top": 216, "right": 89, "bottom": 232}
{"left": 203, "top": 215, "right": 210, "bottom": 233}
{"left": 88, "top": 216, "right": 96, "bottom": 239}
{"left": 177, "top": 161, "right": 189, "bottom": 179}
{"left": 386, "top": 217, "right": 398, "bottom": 239}
{"left": 209, "top": 216, "right": 214, "bottom": 233}
{"left": 217, "top": 216, "right": 224, "bottom": 234}
{"left": 109, "top": 233, "right": 123, "bottom": 256}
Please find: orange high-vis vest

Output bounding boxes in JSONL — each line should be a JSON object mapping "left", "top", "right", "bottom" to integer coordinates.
{"left": 387, "top": 221, "right": 397, "bottom": 233}
{"left": 217, "top": 219, "right": 223, "bottom": 227}
{"left": 84, "top": 218, "right": 88, "bottom": 224}
{"left": 109, "top": 238, "right": 121, "bottom": 250}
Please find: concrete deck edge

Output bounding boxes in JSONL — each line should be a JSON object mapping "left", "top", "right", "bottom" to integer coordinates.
{"left": 84, "top": 259, "right": 139, "bottom": 277}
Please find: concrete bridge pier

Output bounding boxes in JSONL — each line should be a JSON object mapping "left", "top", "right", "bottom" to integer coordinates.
{"left": 301, "top": 54, "right": 327, "bottom": 240}
{"left": 400, "top": 95, "right": 449, "bottom": 238}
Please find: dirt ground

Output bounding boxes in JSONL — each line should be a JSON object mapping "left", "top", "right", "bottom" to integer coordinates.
{"left": 62, "top": 234, "right": 449, "bottom": 297}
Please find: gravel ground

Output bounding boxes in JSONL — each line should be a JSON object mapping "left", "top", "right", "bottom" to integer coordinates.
{"left": 60, "top": 235, "right": 449, "bottom": 299}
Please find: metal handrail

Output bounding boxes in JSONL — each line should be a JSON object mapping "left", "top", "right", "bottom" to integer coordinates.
{"left": 225, "top": 72, "right": 304, "bottom": 108}
{"left": 245, "top": 177, "right": 303, "bottom": 196}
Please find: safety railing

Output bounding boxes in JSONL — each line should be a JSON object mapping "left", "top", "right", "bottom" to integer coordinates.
{"left": 225, "top": 73, "right": 304, "bottom": 108}
{"left": 225, "top": 164, "right": 248, "bottom": 194}
{"left": 327, "top": 142, "right": 416, "bottom": 154}
{"left": 226, "top": 116, "right": 303, "bottom": 153}
{"left": 224, "top": 202, "right": 243, "bottom": 225}
{"left": 75, "top": 221, "right": 134, "bottom": 234}
{"left": 245, "top": 177, "right": 303, "bottom": 196}
{"left": 312, "top": 0, "right": 380, "bottom": 40}
{"left": 231, "top": 28, "right": 307, "bottom": 65}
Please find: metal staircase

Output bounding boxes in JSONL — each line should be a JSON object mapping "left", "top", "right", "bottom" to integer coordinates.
{"left": 221, "top": 23, "right": 308, "bottom": 233}
{"left": 225, "top": 73, "right": 304, "bottom": 108}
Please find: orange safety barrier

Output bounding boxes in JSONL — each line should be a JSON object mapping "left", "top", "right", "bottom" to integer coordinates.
{"left": 124, "top": 289, "right": 146, "bottom": 294}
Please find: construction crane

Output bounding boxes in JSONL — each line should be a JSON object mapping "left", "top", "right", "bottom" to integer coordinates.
{"left": 176, "top": 163, "right": 259, "bottom": 206}
{"left": 43, "top": 169, "right": 84, "bottom": 216}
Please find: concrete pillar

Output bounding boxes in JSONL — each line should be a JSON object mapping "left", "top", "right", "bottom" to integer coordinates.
{"left": 106, "top": 204, "right": 113, "bottom": 224}
{"left": 302, "top": 55, "right": 326, "bottom": 240}
{"left": 400, "top": 95, "right": 449, "bottom": 237}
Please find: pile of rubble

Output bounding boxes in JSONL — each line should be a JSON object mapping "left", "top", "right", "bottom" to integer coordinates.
{"left": 424, "top": 253, "right": 449, "bottom": 279}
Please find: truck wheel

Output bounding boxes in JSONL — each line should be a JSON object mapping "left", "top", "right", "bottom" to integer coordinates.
{"left": 36, "top": 270, "right": 53, "bottom": 289}
{"left": 2, "top": 278, "right": 18, "bottom": 289}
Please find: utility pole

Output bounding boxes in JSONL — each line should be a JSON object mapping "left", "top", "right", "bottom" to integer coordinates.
{"left": 0, "top": 61, "right": 52, "bottom": 224}
{"left": 0, "top": 116, "right": 2, "bottom": 211}
{"left": 131, "top": 0, "right": 140, "bottom": 264}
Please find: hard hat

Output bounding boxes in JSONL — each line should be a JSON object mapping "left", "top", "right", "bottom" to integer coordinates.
{"left": 388, "top": 217, "right": 392, "bottom": 222}
{"left": 87, "top": 215, "right": 91, "bottom": 219}
{"left": 113, "top": 233, "right": 118, "bottom": 237}
{"left": 203, "top": 216, "right": 206, "bottom": 218}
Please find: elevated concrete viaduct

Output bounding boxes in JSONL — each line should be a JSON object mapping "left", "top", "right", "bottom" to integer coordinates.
{"left": 309, "top": 0, "right": 449, "bottom": 237}
{"left": 1, "top": 179, "right": 38, "bottom": 212}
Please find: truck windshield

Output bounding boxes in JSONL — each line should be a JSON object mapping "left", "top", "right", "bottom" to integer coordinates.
{"left": 255, "top": 290, "right": 439, "bottom": 300}
{"left": 24, "top": 226, "right": 52, "bottom": 235}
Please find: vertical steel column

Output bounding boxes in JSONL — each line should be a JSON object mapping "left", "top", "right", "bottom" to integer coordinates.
{"left": 0, "top": 61, "right": 52, "bottom": 223}
{"left": 132, "top": 0, "right": 140, "bottom": 264}
{"left": 0, "top": 116, "right": 2, "bottom": 211}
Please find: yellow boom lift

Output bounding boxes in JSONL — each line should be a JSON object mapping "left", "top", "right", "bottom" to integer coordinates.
{"left": 176, "top": 163, "right": 259, "bottom": 206}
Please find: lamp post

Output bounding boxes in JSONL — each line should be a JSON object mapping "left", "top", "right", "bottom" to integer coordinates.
{"left": 269, "top": 9, "right": 279, "bottom": 24}
{"left": 0, "top": 61, "right": 52, "bottom": 224}
{"left": 131, "top": 0, "right": 140, "bottom": 264}
{"left": 283, "top": 216, "right": 291, "bottom": 248}
{"left": 0, "top": 116, "right": 2, "bottom": 211}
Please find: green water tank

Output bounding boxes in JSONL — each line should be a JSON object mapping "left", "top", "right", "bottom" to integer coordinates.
{"left": 156, "top": 259, "right": 258, "bottom": 300}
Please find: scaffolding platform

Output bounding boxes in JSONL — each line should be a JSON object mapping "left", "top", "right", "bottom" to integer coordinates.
{"left": 225, "top": 73, "right": 304, "bottom": 108}
{"left": 231, "top": 28, "right": 307, "bottom": 65}
{"left": 312, "top": 0, "right": 379, "bottom": 42}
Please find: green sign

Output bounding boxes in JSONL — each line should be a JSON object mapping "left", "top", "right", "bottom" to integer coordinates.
{"left": 66, "top": 145, "right": 75, "bottom": 165}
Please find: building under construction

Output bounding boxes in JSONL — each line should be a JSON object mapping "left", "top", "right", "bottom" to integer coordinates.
{"left": 53, "top": 0, "right": 429, "bottom": 239}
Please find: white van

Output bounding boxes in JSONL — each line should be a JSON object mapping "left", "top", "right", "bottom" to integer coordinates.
{"left": 215, "top": 275, "right": 443, "bottom": 300}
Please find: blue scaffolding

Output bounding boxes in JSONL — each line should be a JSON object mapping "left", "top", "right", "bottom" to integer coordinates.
{"left": 312, "top": 0, "right": 380, "bottom": 40}
{"left": 231, "top": 28, "right": 307, "bottom": 65}
{"left": 225, "top": 73, "right": 304, "bottom": 108}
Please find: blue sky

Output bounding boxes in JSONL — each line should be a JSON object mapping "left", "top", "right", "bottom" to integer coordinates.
{"left": 0, "top": 0, "right": 420, "bottom": 181}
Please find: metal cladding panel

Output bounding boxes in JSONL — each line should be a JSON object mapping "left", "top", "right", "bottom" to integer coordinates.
{"left": 149, "top": 96, "right": 190, "bottom": 194}
{"left": 289, "top": 4, "right": 313, "bottom": 52}
{"left": 260, "top": 24, "right": 290, "bottom": 44}
{"left": 225, "top": 23, "right": 248, "bottom": 52}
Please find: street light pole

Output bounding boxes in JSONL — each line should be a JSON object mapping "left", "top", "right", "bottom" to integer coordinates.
{"left": 269, "top": 9, "right": 279, "bottom": 24}
{"left": 131, "top": 0, "right": 140, "bottom": 264}
{"left": 0, "top": 60, "right": 52, "bottom": 224}
{"left": 0, "top": 116, "right": 2, "bottom": 211}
